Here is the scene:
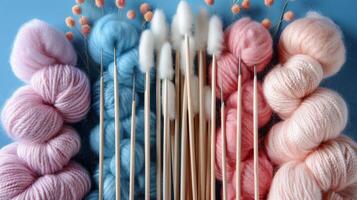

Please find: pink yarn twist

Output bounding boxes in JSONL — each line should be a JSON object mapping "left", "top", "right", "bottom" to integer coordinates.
{"left": 264, "top": 12, "right": 357, "bottom": 199}
{"left": 212, "top": 17, "right": 274, "bottom": 199}
{"left": 0, "top": 19, "right": 91, "bottom": 199}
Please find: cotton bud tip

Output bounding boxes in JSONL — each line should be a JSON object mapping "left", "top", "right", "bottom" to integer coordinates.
{"left": 66, "top": 32, "right": 74, "bottom": 41}
{"left": 261, "top": 18, "right": 271, "bottom": 29}
{"left": 283, "top": 10, "right": 294, "bottom": 22}
{"left": 72, "top": 5, "right": 82, "bottom": 15}
{"left": 81, "top": 24, "right": 91, "bottom": 37}
{"left": 242, "top": 0, "right": 250, "bottom": 10}
{"left": 144, "top": 11, "right": 153, "bottom": 22}
{"left": 76, "top": 0, "right": 85, "bottom": 4}
{"left": 231, "top": 4, "right": 241, "bottom": 14}
{"left": 264, "top": 0, "right": 274, "bottom": 7}
{"left": 116, "top": 0, "right": 125, "bottom": 9}
{"left": 95, "top": 0, "right": 104, "bottom": 8}
{"left": 127, "top": 10, "right": 136, "bottom": 20}
{"left": 79, "top": 16, "right": 89, "bottom": 25}
{"left": 205, "top": 0, "right": 214, "bottom": 6}
{"left": 65, "top": 17, "right": 75, "bottom": 28}
{"left": 140, "top": 3, "right": 151, "bottom": 14}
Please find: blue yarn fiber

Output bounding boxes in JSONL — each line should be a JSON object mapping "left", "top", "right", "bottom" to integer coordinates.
{"left": 87, "top": 14, "right": 157, "bottom": 200}
{"left": 89, "top": 14, "right": 139, "bottom": 66}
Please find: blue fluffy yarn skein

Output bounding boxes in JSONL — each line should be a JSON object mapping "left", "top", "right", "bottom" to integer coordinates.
{"left": 87, "top": 13, "right": 157, "bottom": 200}
{"left": 89, "top": 14, "right": 139, "bottom": 66}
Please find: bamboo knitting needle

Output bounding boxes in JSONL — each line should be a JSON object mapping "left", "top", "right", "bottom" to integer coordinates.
{"left": 180, "top": 80, "right": 188, "bottom": 200}
{"left": 129, "top": 75, "right": 137, "bottom": 200}
{"left": 253, "top": 65, "right": 259, "bottom": 200}
{"left": 98, "top": 47, "right": 105, "bottom": 200}
{"left": 96, "top": 4, "right": 105, "bottom": 199}
{"left": 220, "top": 78, "right": 227, "bottom": 200}
{"left": 207, "top": 15, "right": 224, "bottom": 200}
{"left": 236, "top": 57, "right": 242, "bottom": 200}
{"left": 139, "top": 30, "right": 154, "bottom": 200}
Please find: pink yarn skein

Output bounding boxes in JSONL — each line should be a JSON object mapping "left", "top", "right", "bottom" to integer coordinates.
{"left": 213, "top": 17, "right": 274, "bottom": 199}
{"left": 0, "top": 19, "right": 91, "bottom": 199}
{"left": 264, "top": 12, "right": 357, "bottom": 199}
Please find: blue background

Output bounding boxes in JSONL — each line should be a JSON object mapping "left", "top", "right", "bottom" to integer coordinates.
{"left": 1, "top": 0, "right": 357, "bottom": 147}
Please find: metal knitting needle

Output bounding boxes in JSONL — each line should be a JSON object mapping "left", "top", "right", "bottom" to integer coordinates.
{"left": 129, "top": 75, "right": 137, "bottom": 200}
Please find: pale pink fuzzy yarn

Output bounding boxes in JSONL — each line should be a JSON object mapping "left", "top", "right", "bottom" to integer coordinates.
{"left": 2, "top": 86, "right": 64, "bottom": 143}
{"left": 225, "top": 17, "right": 273, "bottom": 71}
{"left": 10, "top": 19, "right": 77, "bottom": 82}
{"left": 0, "top": 148, "right": 91, "bottom": 200}
{"left": 213, "top": 17, "right": 273, "bottom": 199}
{"left": 0, "top": 19, "right": 91, "bottom": 199}
{"left": 264, "top": 13, "right": 357, "bottom": 199}
{"left": 17, "top": 126, "right": 81, "bottom": 175}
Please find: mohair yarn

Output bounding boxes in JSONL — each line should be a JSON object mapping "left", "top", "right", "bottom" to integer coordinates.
{"left": 86, "top": 14, "right": 157, "bottom": 200}
{"left": 212, "top": 17, "right": 274, "bottom": 199}
{"left": 0, "top": 19, "right": 91, "bottom": 199}
{"left": 264, "top": 12, "right": 357, "bottom": 199}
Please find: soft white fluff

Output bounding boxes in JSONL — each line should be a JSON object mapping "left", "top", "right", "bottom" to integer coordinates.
{"left": 176, "top": 0, "right": 193, "bottom": 36}
{"left": 159, "top": 42, "right": 174, "bottom": 80}
{"left": 139, "top": 30, "right": 155, "bottom": 73}
{"left": 171, "top": 15, "right": 183, "bottom": 50}
{"left": 194, "top": 9, "right": 209, "bottom": 50}
{"left": 207, "top": 15, "right": 224, "bottom": 56}
{"left": 190, "top": 75, "right": 199, "bottom": 115}
{"left": 162, "top": 80, "right": 176, "bottom": 120}
{"left": 204, "top": 86, "right": 212, "bottom": 120}
{"left": 180, "top": 36, "right": 196, "bottom": 75}
{"left": 151, "top": 9, "right": 168, "bottom": 52}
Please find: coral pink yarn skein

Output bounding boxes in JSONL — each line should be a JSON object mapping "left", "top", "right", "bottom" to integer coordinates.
{"left": 0, "top": 19, "right": 91, "bottom": 199}
{"left": 213, "top": 17, "right": 274, "bottom": 199}
{"left": 264, "top": 12, "right": 357, "bottom": 199}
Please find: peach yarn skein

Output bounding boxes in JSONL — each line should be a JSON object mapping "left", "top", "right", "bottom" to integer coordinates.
{"left": 264, "top": 12, "right": 357, "bottom": 199}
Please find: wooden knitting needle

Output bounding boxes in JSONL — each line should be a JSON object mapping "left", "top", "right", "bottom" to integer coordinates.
{"left": 184, "top": 34, "right": 198, "bottom": 200}
{"left": 220, "top": 77, "right": 227, "bottom": 200}
{"left": 113, "top": 47, "right": 121, "bottom": 200}
{"left": 139, "top": 30, "right": 154, "bottom": 200}
{"left": 129, "top": 75, "right": 137, "bottom": 200}
{"left": 207, "top": 15, "right": 224, "bottom": 200}
{"left": 97, "top": 5, "right": 105, "bottom": 200}
{"left": 210, "top": 54, "right": 217, "bottom": 200}
{"left": 253, "top": 65, "right": 259, "bottom": 200}
{"left": 173, "top": 49, "right": 180, "bottom": 200}
{"left": 180, "top": 79, "right": 188, "bottom": 200}
{"left": 236, "top": 57, "right": 242, "bottom": 200}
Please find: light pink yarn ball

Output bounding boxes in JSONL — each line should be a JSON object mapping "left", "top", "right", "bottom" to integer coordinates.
{"left": 279, "top": 12, "right": 346, "bottom": 77}
{"left": 265, "top": 88, "right": 347, "bottom": 165}
{"left": 30, "top": 64, "right": 90, "bottom": 123}
{"left": 1, "top": 86, "right": 63, "bottom": 143}
{"left": 268, "top": 136, "right": 357, "bottom": 199}
{"left": 10, "top": 19, "right": 77, "bottom": 82}
{"left": 17, "top": 126, "right": 81, "bottom": 175}
{"left": 0, "top": 148, "right": 91, "bottom": 200}
{"left": 225, "top": 17, "right": 273, "bottom": 71}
